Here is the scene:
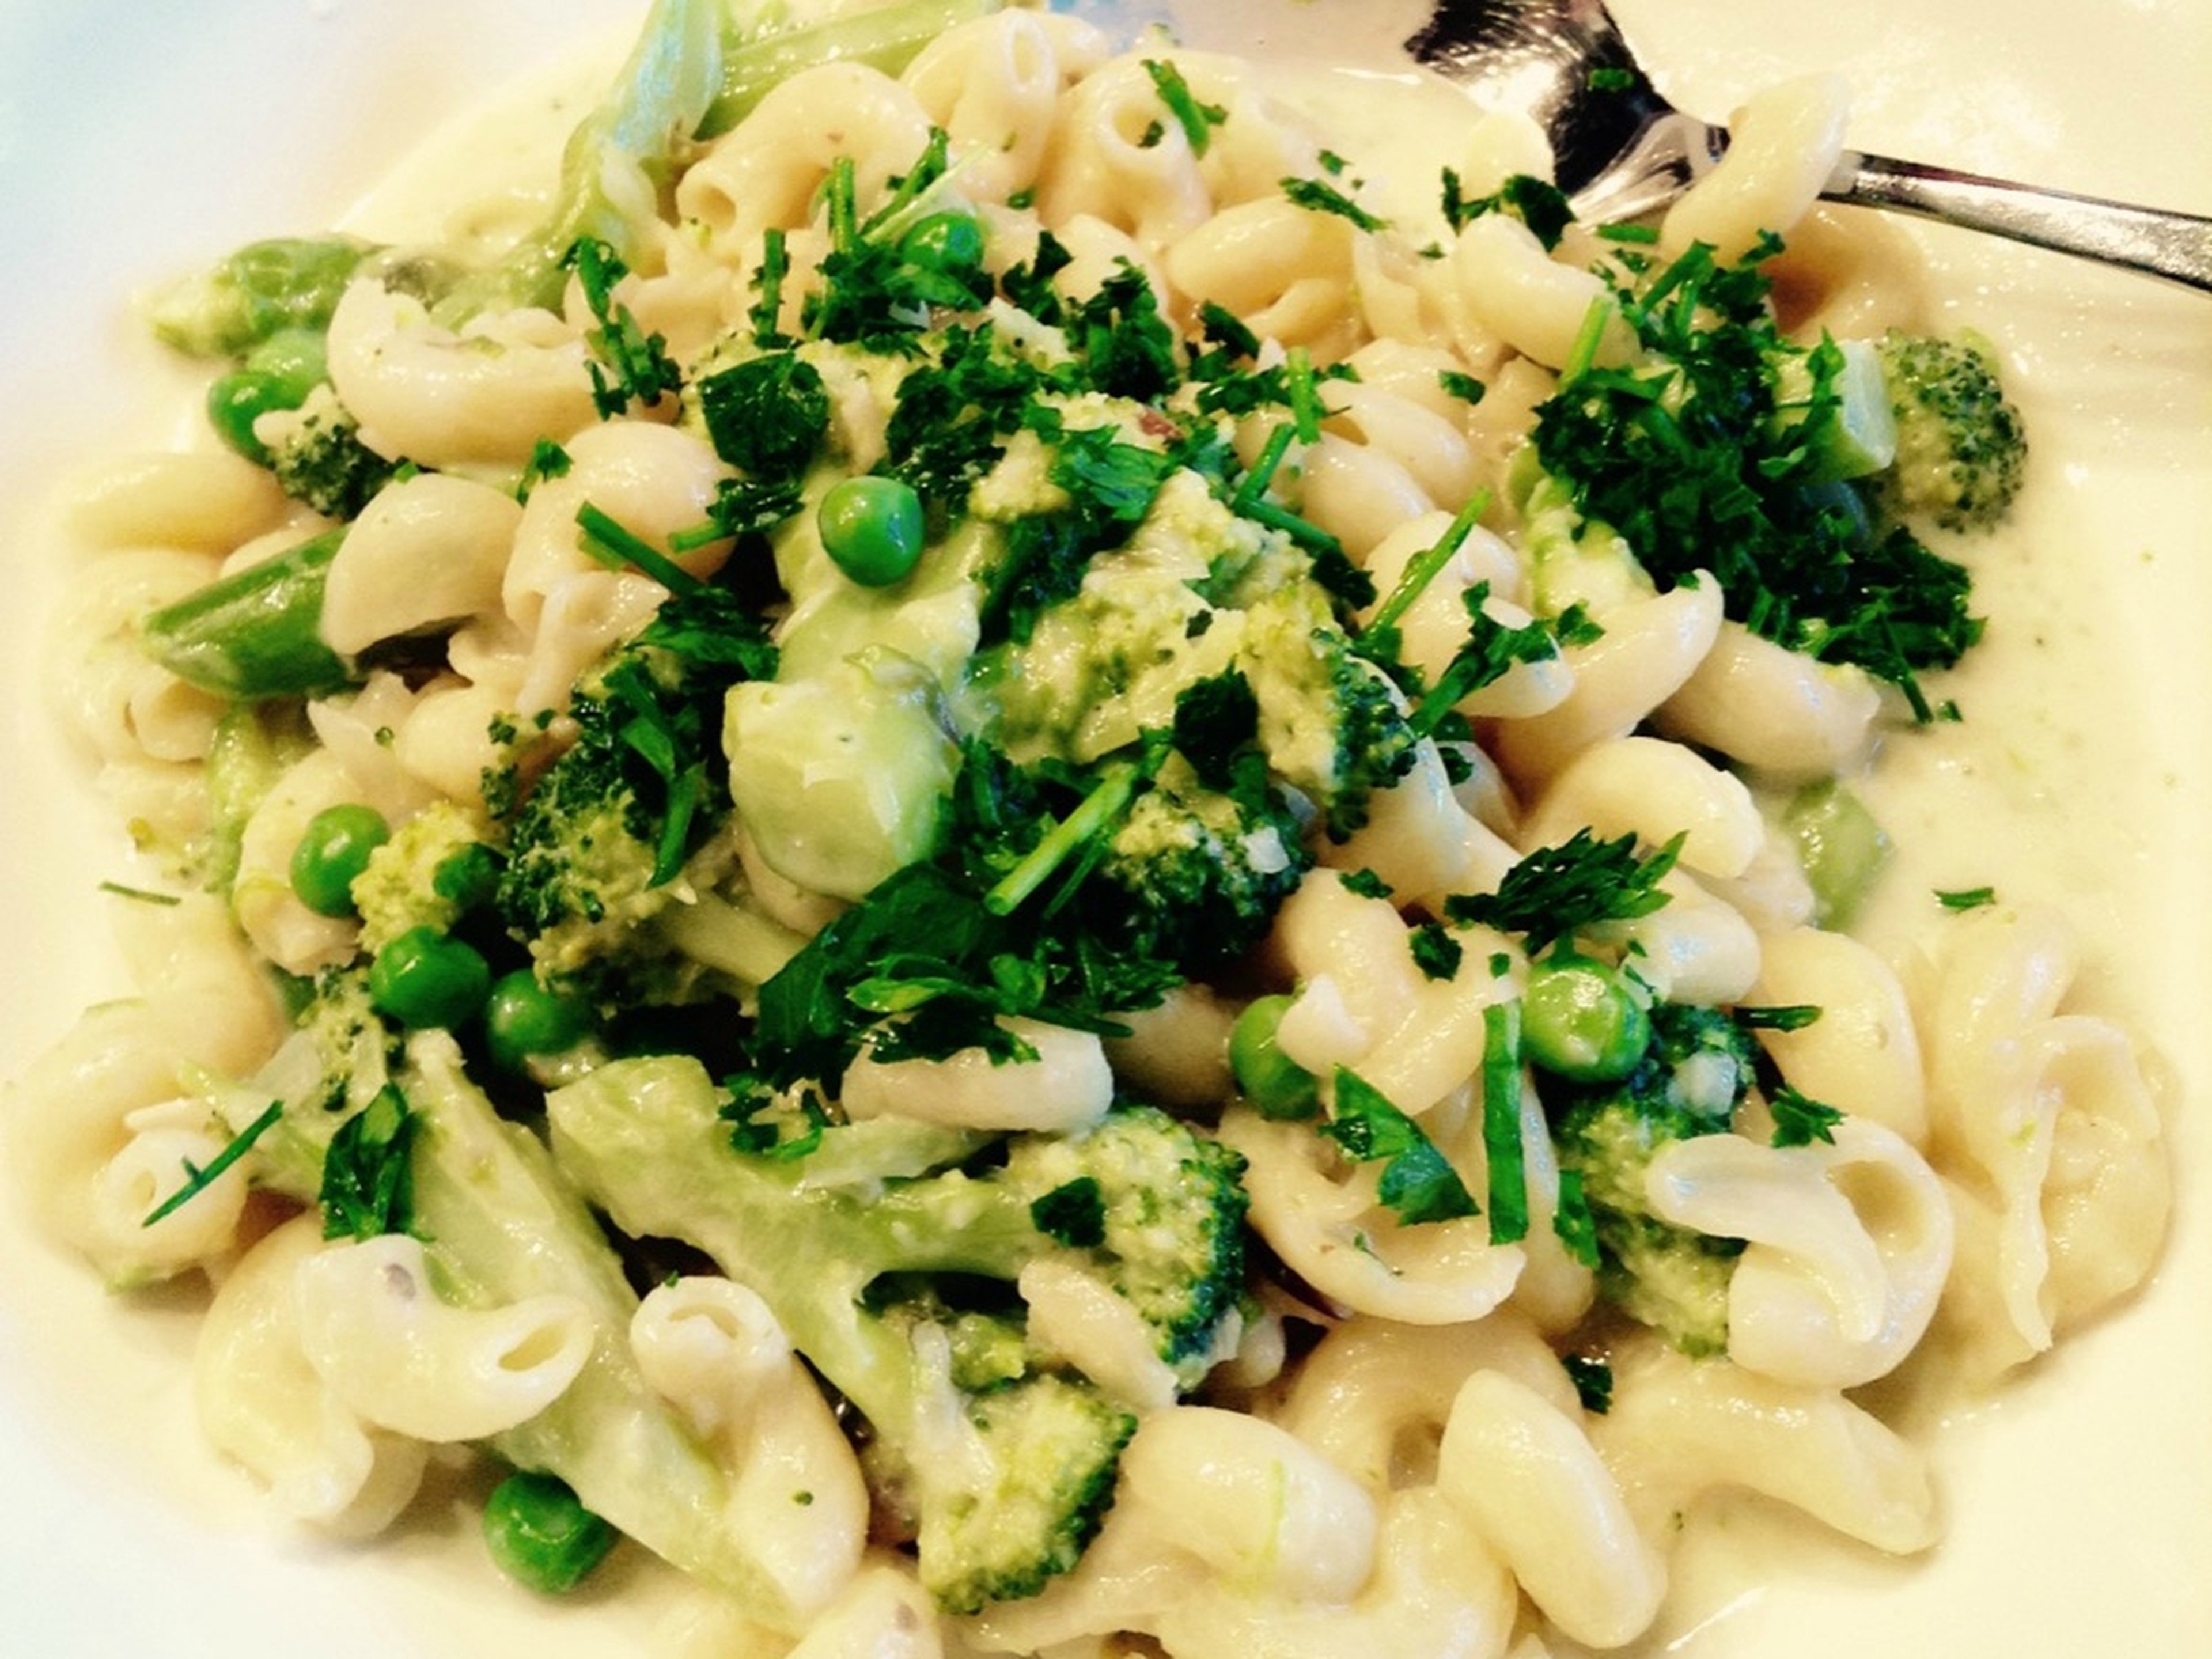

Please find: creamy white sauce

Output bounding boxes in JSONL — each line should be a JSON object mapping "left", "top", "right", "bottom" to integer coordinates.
{"left": 6, "top": 10, "right": 2205, "bottom": 1657}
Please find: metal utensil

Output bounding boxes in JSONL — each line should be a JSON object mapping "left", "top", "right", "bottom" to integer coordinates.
{"left": 1406, "top": 0, "right": 2212, "bottom": 293}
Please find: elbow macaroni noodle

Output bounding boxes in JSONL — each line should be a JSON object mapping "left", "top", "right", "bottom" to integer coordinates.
{"left": 3, "top": 7, "right": 2172, "bottom": 1657}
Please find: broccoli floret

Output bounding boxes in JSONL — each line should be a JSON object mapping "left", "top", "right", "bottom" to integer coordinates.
{"left": 1874, "top": 329, "right": 2028, "bottom": 532}
{"left": 351, "top": 801, "right": 499, "bottom": 955}
{"left": 497, "top": 582, "right": 773, "bottom": 1006}
{"left": 498, "top": 699, "right": 683, "bottom": 1003}
{"left": 1237, "top": 586, "right": 1418, "bottom": 839}
{"left": 860, "top": 1294, "right": 1135, "bottom": 1612}
{"left": 1085, "top": 758, "right": 1311, "bottom": 975}
{"left": 1549, "top": 1001, "right": 1756, "bottom": 1356}
{"left": 546, "top": 1058, "right": 1249, "bottom": 1611}
{"left": 259, "top": 384, "right": 400, "bottom": 521}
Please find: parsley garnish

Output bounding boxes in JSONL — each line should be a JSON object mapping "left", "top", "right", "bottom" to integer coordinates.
{"left": 1768, "top": 1085, "right": 1846, "bottom": 1149}
{"left": 567, "top": 238, "right": 682, "bottom": 417}
{"left": 319, "top": 1085, "right": 418, "bottom": 1241}
{"left": 1411, "top": 922, "right": 1463, "bottom": 982}
{"left": 1325, "top": 1068, "right": 1479, "bottom": 1225}
{"left": 1734, "top": 1003, "right": 1822, "bottom": 1032}
{"left": 1441, "top": 171, "right": 1573, "bottom": 248}
{"left": 1937, "top": 885, "right": 1998, "bottom": 911}
{"left": 518, "top": 437, "right": 573, "bottom": 501}
{"left": 1445, "top": 828, "right": 1682, "bottom": 955}
{"left": 1533, "top": 238, "right": 1982, "bottom": 714}
{"left": 1280, "top": 175, "right": 1388, "bottom": 233}
{"left": 1338, "top": 868, "right": 1394, "bottom": 900}
{"left": 1142, "top": 59, "right": 1228, "bottom": 156}
{"left": 1563, "top": 1353, "right": 1615, "bottom": 1412}
{"left": 693, "top": 351, "right": 830, "bottom": 481}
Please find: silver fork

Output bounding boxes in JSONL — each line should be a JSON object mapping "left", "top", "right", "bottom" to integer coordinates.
{"left": 1406, "top": 0, "right": 2212, "bottom": 293}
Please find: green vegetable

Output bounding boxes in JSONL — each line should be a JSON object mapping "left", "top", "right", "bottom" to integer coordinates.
{"left": 484, "top": 971, "right": 594, "bottom": 1073}
{"left": 1521, "top": 953, "right": 1651, "bottom": 1082}
{"left": 261, "top": 385, "right": 400, "bottom": 520}
{"left": 432, "top": 0, "right": 728, "bottom": 321}
{"left": 318, "top": 1083, "right": 419, "bottom": 1240}
{"left": 547, "top": 1056, "right": 1249, "bottom": 1611}
{"left": 1479, "top": 1001, "right": 1529, "bottom": 1244}
{"left": 1324, "top": 1067, "right": 1478, "bottom": 1226}
{"left": 696, "top": 0, "right": 1002, "bottom": 139}
{"left": 1228, "top": 994, "right": 1321, "bottom": 1120}
{"left": 289, "top": 802, "right": 391, "bottom": 919}
{"left": 1784, "top": 779, "right": 1893, "bottom": 929}
{"left": 139, "top": 527, "right": 356, "bottom": 702}
{"left": 1550, "top": 1001, "right": 1760, "bottom": 1355}
{"left": 146, "top": 235, "right": 372, "bottom": 358}
{"left": 1445, "top": 828, "right": 1681, "bottom": 956}
{"left": 369, "top": 926, "right": 493, "bottom": 1031}
{"left": 207, "top": 327, "right": 333, "bottom": 463}
{"left": 1531, "top": 237, "right": 1988, "bottom": 713}
{"left": 1875, "top": 328, "right": 2028, "bottom": 532}
{"left": 819, "top": 475, "right": 926, "bottom": 586}
{"left": 497, "top": 562, "right": 775, "bottom": 1004}
{"left": 351, "top": 803, "right": 500, "bottom": 955}
{"left": 483, "top": 1470, "right": 618, "bottom": 1594}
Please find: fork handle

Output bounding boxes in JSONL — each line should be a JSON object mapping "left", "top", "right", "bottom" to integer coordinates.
{"left": 1831, "top": 152, "right": 2212, "bottom": 294}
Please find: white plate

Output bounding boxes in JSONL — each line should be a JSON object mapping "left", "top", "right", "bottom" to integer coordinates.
{"left": 0, "top": 2, "right": 2206, "bottom": 1655}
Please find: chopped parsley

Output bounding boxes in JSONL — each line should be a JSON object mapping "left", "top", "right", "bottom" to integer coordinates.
{"left": 567, "top": 237, "right": 682, "bottom": 418}
{"left": 1446, "top": 828, "right": 1682, "bottom": 955}
{"left": 1937, "top": 885, "right": 1998, "bottom": 911}
{"left": 1280, "top": 175, "right": 1388, "bottom": 233}
{"left": 319, "top": 1085, "right": 418, "bottom": 1241}
{"left": 1768, "top": 1086, "right": 1846, "bottom": 1149}
{"left": 1410, "top": 921, "right": 1464, "bottom": 982}
{"left": 1533, "top": 237, "right": 1983, "bottom": 715}
{"left": 1325, "top": 1067, "right": 1479, "bottom": 1226}
{"left": 1142, "top": 59, "right": 1228, "bottom": 155}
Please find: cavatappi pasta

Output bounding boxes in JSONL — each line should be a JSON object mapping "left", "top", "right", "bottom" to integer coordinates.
{"left": 5, "top": 3, "right": 2171, "bottom": 1657}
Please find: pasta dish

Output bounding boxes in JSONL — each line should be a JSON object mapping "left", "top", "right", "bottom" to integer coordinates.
{"left": 1, "top": 0, "right": 2190, "bottom": 1653}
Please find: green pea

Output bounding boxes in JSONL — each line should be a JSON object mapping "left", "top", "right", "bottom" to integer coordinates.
{"left": 290, "top": 803, "right": 390, "bottom": 918}
{"left": 368, "top": 926, "right": 491, "bottom": 1031}
{"left": 817, "top": 475, "right": 925, "bottom": 588}
{"left": 899, "top": 210, "right": 986, "bottom": 277}
{"left": 1228, "top": 994, "right": 1321, "bottom": 1120}
{"left": 1522, "top": 956, "right": 1650, "bottom": 1082}
{"left": 207, "top": 332, "right": 329, "bottom": 464}
{"left": 484, "top": 970, "right": 592, "bottom": 1073}
{"left": 482, "top": 1469, "right": 616, "bottom": 1595}
{"left": 207, "top": 369, "right": 291, "bottom": 463}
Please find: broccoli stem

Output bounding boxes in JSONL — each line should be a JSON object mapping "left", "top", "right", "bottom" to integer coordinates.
{"left": 699, "top": 0, "right": 1003, "bottom": 138}
{"left": 435, "top": 0, "right": 1002, "bottom": 324}
{"left": 400, "top": 1035, "right": 814, "bottom": 1630}
{"left": 433, "top": 0, "right": 729, "bottom": 321}
{"left": 140, "top": 527, "right": 357, "bottom": 702}
{"left": 546, "top": 1054, "right": 1041, "bottom": 1438}
{"left": 983, "top": 757, "right": 1147, "bottom": 917}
